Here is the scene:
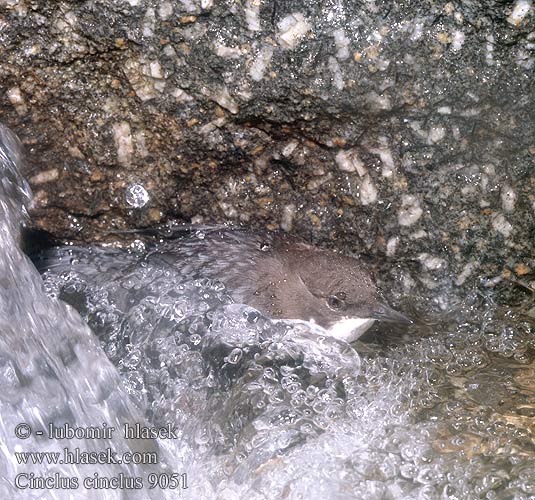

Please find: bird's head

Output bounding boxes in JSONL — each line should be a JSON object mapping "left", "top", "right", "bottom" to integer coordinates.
{"left": 280, "top": 243, "right": 411, "bottom": 341}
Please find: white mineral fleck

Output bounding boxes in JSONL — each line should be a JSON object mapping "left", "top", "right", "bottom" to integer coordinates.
{"left": 236, "top": 81, "right": 252, "bottom": 101}
{"left": 333, "top": 28, "right": 350, "bottom": 60}
{"left": 124, "top": 58, "right": 158, "bottom": 101}
{"left": 6, "top": 87, "right": 27, "bottom": 115}
{"left": 214, "top": 42, "right": 243, "bottom": 59}
{"left": 461, "top": 184, "right": 476, "bottom": 196}
{"left": 180, "top": 0, "right": 199, "bottom": 12}
{"left": 277, "top": 13, "right": 311, "bottom": 49}
{"left": 328, "top": 56, "right": 345, "bottom": 90}
{"left": 370, "top": 30, "right": 383, "bottom": 42}
{"left": 450, "top": 30, "right": 465, "bottom": 51}
{"left": 386, "top": 237, "right": 398, "bottom": 257}
{"left": 163, "top": 45, "right": 176, "bottom": 58}
{"left": 410, "top": 229, "right": 427, "bottom": 239}
{"left": 172, "top": 87, "right": 193, "bottom": 102}
{"left": 507, "top": 0, "right": 532, "bottom": 26}
{"left": 482, "top": 275, "right": 503, "bottom": 288}
{"left": 501, "top": 184, "right": 516, "bottom": 212}
{"left": 282, "top": 141, "right": 298, "bottom": 157}
{"left": 491, "top": 213, "right": 513, "bottom": 237}
{"left": 182, "top": 23, "right": 208, "bottom": 40}
{"left": 437, "top": 106, "right": 452, "bottom": 114}
{"left": 398, "top": 195, "right": 423, "bottom": 226}
{"left": 249, "top": 45, "right": 273, "bottom": 81}
{"left": 365, "top": 91, "right": 392, "bottom": 111}
{"left": 335, "top": 150, "right": 367, "bottom": 176}
{"left": 486, "top": 34, "right": 495, "bottom": 66}
{"left": 142, "top": 8, "right": 155, "bottom": 37}
{"left": 158, "top": 2, "right": 173, "bottom": 19}
{"left": 134, "top": 131, "right": 149, "bottom": 158}
{"left": 370, "top": 143, "right": 395, "bottom": 177}
{"left": 219, "top": 201, "right": 238, "bottom": 218}
{"left": 411, "top": 21, "right": 424, "bottom": 41}
{"left": 375, "top": 58, "right": 390, "bottom": 71}
{"left": 30, "top": 169, "right": 59, "bottom": 185}
{"left": 428, "top": 126, "right": 446, "bottom": 144}
{"left": 418, "top": 253, "right": 446, "bottom": 270}
{"left": 280, "top": 204, "right": 296, "bottom": 232}
{"left": 149, "top": 60, "right": 164, "bottom": 79}
{"left": 515, "top": 48, "right": 534, "bottom": 69}
{"left": 113, "top": 122, "right": 134, "bottom": 166}
{"left": 24, "top": 44, "right": 41, "bottom": 56}
{"left": 479, "top": 172, "right": 489, "bottom": 190}
{"left": 483, "top": 164, "right": 496, "bottom": 176}
{"left": 359, "top": 175, "right": 377, "bottom": 205}
{"left": 200, "top": 117, "right": 226, "bottom": 134}
{"left": 244, "top": 0, "right": 261, "bottom": 31}
{"left": 125, "top": 184, "right": 149, "bottom": 208}
{"left": 207, "top": 85, "right": 239, "bottom": 114}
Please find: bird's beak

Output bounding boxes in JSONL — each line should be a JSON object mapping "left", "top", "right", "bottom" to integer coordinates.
{"left": 370, "top": 303, "right": 412, "bottom": 324}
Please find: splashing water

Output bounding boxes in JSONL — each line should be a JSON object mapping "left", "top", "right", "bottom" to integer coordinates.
{"left": 2, "top": 124, "right": 535, "bottom": 499}
{"left": 0, "top": 125, "right": 209, "bottom": 499}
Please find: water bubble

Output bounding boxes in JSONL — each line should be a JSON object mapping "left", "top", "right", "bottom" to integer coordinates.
{"left": 125, "top": 183, "right": 149, "bottom": 208}
{"left": 130, "top": 239, "right": 146, "bottom": 253}
{"left": 225, "top": 348, "right": 243, "bottom": 365}
{"left": 281, "top": 374, "right": 301, "bottom": 393}
{"left": 189, "top": 333, "right": 202, "bottom": 345}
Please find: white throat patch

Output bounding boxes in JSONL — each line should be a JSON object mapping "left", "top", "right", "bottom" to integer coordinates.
{"left": 325, "top": 317, "right": 375, "bottom": 343}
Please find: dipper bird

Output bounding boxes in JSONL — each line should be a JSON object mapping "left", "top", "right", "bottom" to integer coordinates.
{"left": 144, "top": 227, "right": 411, "bottom": 342}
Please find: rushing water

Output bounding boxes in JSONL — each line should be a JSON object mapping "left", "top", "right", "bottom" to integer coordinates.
{"left": 2, "top": 124, "right": 535, "bottom": 499}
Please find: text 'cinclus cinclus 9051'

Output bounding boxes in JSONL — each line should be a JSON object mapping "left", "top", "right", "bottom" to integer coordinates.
{"left": 145, "top": 227, "right": 411, "bottom": 342}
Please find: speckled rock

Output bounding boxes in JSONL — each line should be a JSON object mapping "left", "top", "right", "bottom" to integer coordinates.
{"left": 1, "top": 0, "right": 534, "bottom": 309}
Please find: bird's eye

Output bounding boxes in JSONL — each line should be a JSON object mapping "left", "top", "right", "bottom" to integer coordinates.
{"left": 327, "top": 295, "right": 345, "bottom": 310}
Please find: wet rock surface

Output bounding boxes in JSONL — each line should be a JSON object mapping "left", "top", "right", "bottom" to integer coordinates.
{"left": 1, "top": 0, "right": 535, "bottom": 308}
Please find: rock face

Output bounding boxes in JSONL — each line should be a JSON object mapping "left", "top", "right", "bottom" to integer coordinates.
{"left": 1, "top": 0, "right": 534, "bottom": 306}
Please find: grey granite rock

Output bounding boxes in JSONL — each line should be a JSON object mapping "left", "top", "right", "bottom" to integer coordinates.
{"left": 1, "top": 0, "right": 534, "bottom": 309}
